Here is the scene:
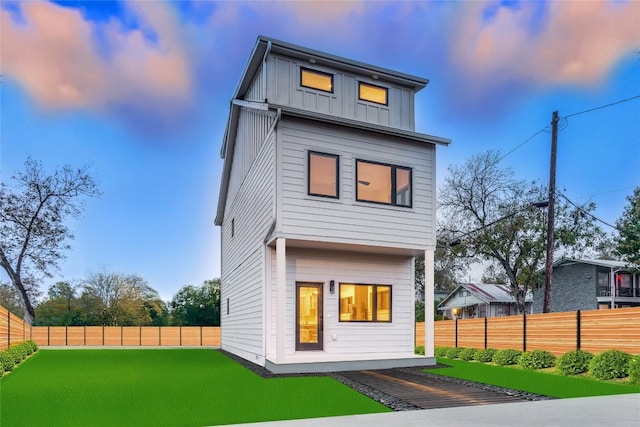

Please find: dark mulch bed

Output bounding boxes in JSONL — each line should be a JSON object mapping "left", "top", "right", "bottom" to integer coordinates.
{"left": 218, "top": 350, "right": 552, "bottom": 411}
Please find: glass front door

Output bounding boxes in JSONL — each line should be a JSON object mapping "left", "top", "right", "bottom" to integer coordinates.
{"left": 296, "top": 283, "right": 323, "bottom": 351}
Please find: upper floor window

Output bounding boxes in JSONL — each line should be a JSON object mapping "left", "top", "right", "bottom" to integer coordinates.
{"left": 339, "top": 283, "right": 391, "bottom": 322}
{"left": 359, "top": 82, "right": 388, "bottom": 105}
{"left": 308, "top": 151, "right": 339, "bottom": 198}
{"left": 301, "top": 68, "right": 333, "bottom": 93}
{"left": 356, "top": 160, "right": 412, "bottom": 207}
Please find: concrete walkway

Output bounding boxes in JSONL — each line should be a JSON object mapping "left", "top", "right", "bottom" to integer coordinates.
{"left": 228, "top": 393, "right": 640, "bottom": 427}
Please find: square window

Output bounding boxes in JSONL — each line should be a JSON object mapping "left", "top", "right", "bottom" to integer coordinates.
{"left": 308, "top": 152, "right": 339, "bottom": 198}
{"left": 301, "top": 68, "right": 333, "bottom": 93}
{"left": 359, "top": 82, "right": 388, "bottom": 105}
{"left": 356, "top": 159, "right": 411, "bottom": 207}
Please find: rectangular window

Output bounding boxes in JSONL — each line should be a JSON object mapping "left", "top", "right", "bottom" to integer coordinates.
{"left": 359, "top": 82, "right": 388, "bottom": 105}
{"left": 356, "top": 160, "right": 412, "bottom": 207}
{"left": 308, "top": 151, "right": 339, "bottom": 198}
{"left": 301, "top": 68, "right": 333, "bottom": 93}
{"left": 339, "top": 283, "right": 391, "bottom": 322}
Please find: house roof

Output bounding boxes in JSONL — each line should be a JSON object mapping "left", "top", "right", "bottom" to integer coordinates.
{"left": 437, "top": 283, "right": 532, "bottom": 310}
{"left": 552, "top": 258, "right": 638, "bottom": 271}
{"left": 214, "top": 36, "right": 451, "bottom": 226}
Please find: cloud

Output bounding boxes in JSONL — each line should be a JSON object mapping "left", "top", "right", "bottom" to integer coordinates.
{"left": 446, "top": 0, "right": 640, "bottom": 115}
{"left": 1, "top": 1, "right": 192, "bottom": 133}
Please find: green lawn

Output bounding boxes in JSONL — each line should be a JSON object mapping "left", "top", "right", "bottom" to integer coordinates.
{"left": 431, "top": 358, "right": 640, "bottom": 398}
{"left": 0, "top": 349, "right": 389, "bottom": 427}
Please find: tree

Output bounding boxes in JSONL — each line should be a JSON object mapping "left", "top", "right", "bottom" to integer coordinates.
{"left": 0, "top": 282, "right": 24, "bottom": 318}
{"left": 615, "top": 187, "right": 640, "bottom": 265}
{"left": 170, "top": 279, "right": 221, "bottom": 326}
{"left": 0, "top": 158, "right": 100, "bottom": 324}
{"left": 439, "top": 150, "right": 604, "bottom": 313}
{"left": 79, "top": 271, "right": 167, "bottom": 326}
{"left": 34, "top": 281, "right": 83, "bottom": 326}
{"left": 414, "top": 235, "right": 467, "bottom": 300}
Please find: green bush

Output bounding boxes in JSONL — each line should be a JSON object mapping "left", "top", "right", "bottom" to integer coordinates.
{"left": 518, "top": 350, "right": 556, "bottom": 370}
{"left": 458, "top": 348, "right": 477, "bottom": 361}
{"left": 27, "top": 340, "right": 38, "bottom": 353}
{"left": 589, "top": 350, "right": 632, "bottom": 380}
{"left": 445, "top": 347, "right": 466, "bottom": 359}
{"left": 415, "top": 346, "right": 425, "bottom": 355}
{"left": 6, "top": 346, "right": 24, "bottom": 365}
{"left": 21, "top": 342, "right": 33, "bottom": 356}
{"left": 0, "top": 351, "right": 15, "bottom": 371}
{"left": 556, "top": 350, "right": 594, "bottom": 375}
{"left": 474, "top": 348, "right": 497, "bottom": 363}
{"left": 493, "top": 349, "right": 522, "bottom": 366}
{"left": 629, "top": 355, "right": 640, "bottom": 385}
{"left": 435, "top": 346, "right": 451, "bottom": 357}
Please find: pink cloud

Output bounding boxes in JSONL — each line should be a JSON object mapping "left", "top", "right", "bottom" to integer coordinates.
{"left": 452, "top": 0, "right": 640, "bottom": 87}
{"left": 1, "top": 1, "right": 191, "bottom": 111}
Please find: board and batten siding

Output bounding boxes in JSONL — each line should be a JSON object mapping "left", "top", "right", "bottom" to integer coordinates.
{"left": 266, "top": 248, "right": 415, "bottom": 359}
{"left": 266, "top": 54, "right": 415, "bottom": 131}
{"left": 221, "top": 128, "right": 276, "bottom": 363}
{"left": 277, "top": 118, "right": 435, "bottom": 251}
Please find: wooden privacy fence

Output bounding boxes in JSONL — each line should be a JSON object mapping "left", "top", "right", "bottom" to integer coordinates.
{"left": 0, "top": 306, "right": 30, "bottom": 350}
{"left": 419, "top": 306, "right": 640, "bottom": 356}
{"left": 31, "top": 326, "right": 221, "bottom": 347}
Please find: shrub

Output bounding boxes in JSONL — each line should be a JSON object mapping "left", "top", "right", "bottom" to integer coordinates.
{"left": 556, "top": 350, "right": 594, "bottom": 376}
{"left": 589, "top": 350, "right": 632, "bottom": 380}
{"left": 27, "top": 340, "right": 39, "bottom": 353}
{"left": 21, "top": 342, "right": 33, "bottom": 356}
{"left": 435, "top": 346, "right": 451, "bottom": 358}
{"left": 415, "top": 346, "right": 425, "bottom": 355}
{"left": 0, "top": 351, "right": 15, "bottom": 371}
{"left": 445, "top": 347, "right": 466, "bottom": 359}
{"left": 458, "top": 348, "right": 477, "bottom": 361}
{"left": 6, "top": 346, "right": 24, "bottom": 365}
{"left": 474, "top": 348, "right": 497, "bottom": 363}
{"left": 518, "top": 350, "right": 556, "bottom": 370}
{"left": 493, "top": 349, "right": 522, "bottom": 366}
{"left": 629, "top": 355, "right": 640, "bottom": 385}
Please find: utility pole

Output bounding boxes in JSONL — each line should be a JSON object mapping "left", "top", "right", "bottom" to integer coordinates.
{"left": 543, "top": 111, "right": 559, "bottom": 313}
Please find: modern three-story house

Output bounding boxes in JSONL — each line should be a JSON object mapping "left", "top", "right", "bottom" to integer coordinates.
{"left": 215, "top": 36, "right": 450, "bottom": 373}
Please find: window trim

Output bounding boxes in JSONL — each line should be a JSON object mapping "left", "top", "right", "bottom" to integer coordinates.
{"left": 300, "top": 67, "right": 334, "bottom": 93}
{"left": 355, "top": 159, "right": 412, "bottom": 208}
{"left": 338, "top": 283, "right": 392, "bottom": 323}
{"left": 308, "top": 151, "right": 340, "bottom": 199}
{"left": 358, "top": 81, "right": 388, "bottom": 106}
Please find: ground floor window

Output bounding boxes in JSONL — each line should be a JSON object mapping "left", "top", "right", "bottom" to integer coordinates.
{"left": 339, "top": 283, "right": 391, "bottom": 322}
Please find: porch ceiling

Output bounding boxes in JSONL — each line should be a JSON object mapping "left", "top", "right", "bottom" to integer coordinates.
{"left": 266, "top": 237, "right": 425, "bottom": 256}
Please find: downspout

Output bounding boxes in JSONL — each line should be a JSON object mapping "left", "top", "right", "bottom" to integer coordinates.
{"left": 610, "top": 267, "right": 622, "bottom": 309}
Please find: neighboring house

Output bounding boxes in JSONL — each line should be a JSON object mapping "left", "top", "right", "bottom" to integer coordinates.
{"left": 437, "top": 283, "right": 533, "bottom": 319}
{"left": 532, "top": 258, "right": 640, "bottom": 313}
{"left": 215, "top": 36, "right": 450, "bottom": 373}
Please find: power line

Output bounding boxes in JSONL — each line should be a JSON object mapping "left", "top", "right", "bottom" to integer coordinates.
{"left": 557, "top": 191, "right": 621, "bottom": 232}
{"left": 494, "top": 125, "right": 550, "bottom": 164}
{"left": 562, "top": 95, "right": 640, "bottom": 119}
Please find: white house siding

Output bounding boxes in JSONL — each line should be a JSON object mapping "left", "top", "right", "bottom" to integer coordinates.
{"left": 277, "top": 117, "right": 435, "bottom": 251}
{"left": 221, "top": 129, "right": 276, "bottom": 364}
{"left": 225, "top": 108, "right": 275, "bottom": 210}
{"left": 266, "top": 55, "right": 415, "bottom": 131}
{"left": 266, "top": 247, "right": 415, "bottom": 360}
{"left": 245, "top": 67, "right": 265, "bottom": 102}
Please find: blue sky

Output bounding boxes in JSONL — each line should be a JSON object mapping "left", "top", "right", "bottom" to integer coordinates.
{"left": 1, "top": 1, "right": 639, "bottom": 301}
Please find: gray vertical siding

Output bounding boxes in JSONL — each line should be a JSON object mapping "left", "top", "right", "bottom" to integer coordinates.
{"left": 266, "top": 55, "right": 416, "bottom": 131}
{"left": 277, "top": 117, "right": 436, "bottom": 251}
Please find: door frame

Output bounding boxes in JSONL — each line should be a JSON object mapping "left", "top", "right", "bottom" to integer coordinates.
{"left": 295, "top": 282, "right": 324, "bottom": 351}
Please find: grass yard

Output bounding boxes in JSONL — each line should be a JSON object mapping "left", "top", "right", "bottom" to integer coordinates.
{"left": 0, "top": 349, "right": 389, "bottom": 426}
{"left": 431, "top": 358, "right": 640, "bottom": 398}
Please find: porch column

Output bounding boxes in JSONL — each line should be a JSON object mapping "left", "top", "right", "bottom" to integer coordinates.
{"left": 276, "top": 238, "right": 286, "bottom": 363}
{"left": 424, "top": 249, "right": 435, "bottom": 358}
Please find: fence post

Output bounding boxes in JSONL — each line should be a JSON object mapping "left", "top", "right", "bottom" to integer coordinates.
{"left": 66, "top": 326, "right": 68, "bottom": 346}
{"left": 454, "top": 318, "right": 458, "bottom": 348}
{"left": 200, "top": 326, "right": 203, "bottom": 346}
{"left": 7, "top": 310, "right": 10, "bottom": 346}
{"left": 522, "top": 312, "right": 527, "bottom": 352}
{"left": 47, "top": 326, "right": 50, "bottom": 346}
{"left": 159, "top": 326, "right": 162, "bottom": 346}
{"left": 576, "top": 310, "right": 581, "bottom": 350}
{"left": 84, "top": 326, "right": 86, "bottom": 346}
{"left": 179, "top": 326, "right": 182, "bottom": 346}
{"left": 484, "top": 317, "right": 488, "bottom": 349}
{"left": 102, "top": 325, "right": 105, "bottom": 346}
{"left": 121, "top": 326, "right": 123, "bottom": 346}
